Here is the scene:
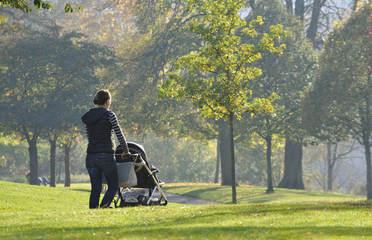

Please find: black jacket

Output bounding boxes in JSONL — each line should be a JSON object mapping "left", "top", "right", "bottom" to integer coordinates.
{"left": 81, "top": 107, "right": 114, "bottom": 153}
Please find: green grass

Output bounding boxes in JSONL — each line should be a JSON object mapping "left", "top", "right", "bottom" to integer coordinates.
{"left": 1, "top": 181, "right": 372, "bottom": 239}
{"left": 163, "top": 183, "right": 365, "bottom": 204}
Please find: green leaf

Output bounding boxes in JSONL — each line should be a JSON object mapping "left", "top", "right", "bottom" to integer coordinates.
{"left": 0, "top": 14, "right": 8, "bottom": 24}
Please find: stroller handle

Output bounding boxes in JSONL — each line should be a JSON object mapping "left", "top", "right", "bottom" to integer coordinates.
{"left": 117, "top": 153, "right": 141, "bottom": 163}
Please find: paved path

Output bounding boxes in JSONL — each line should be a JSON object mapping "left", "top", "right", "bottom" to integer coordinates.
{"left": 119, "top": 189, "right": 220, "bottom": 205}
{"left": 165, "top": 192, "right": 220, "bottom": 205}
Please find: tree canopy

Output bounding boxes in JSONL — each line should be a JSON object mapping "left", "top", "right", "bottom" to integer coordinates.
{"left": 240, "top": 0, "right": 317, "bottom": 192}
{"left": 159, "top": 0, "right": 288, "bottom": 202}
{"left": 304, "top": 2, "right": 372, "bottom": 199}
{"left": 0, "top": 28, "right": 115, "bottom": 184}
{"left": 0, "top": 0, "right": 82, "bottom": 13}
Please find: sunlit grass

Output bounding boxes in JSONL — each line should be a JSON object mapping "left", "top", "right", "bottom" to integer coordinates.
{"left": 1, "top": 181, "right": 372, "bottom": 239}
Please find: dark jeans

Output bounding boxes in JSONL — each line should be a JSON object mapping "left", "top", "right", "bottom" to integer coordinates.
{"left": 86, "top": 153, "right": 118, "bottom": 209}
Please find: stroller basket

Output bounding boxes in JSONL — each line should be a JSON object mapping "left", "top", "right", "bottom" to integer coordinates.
{"left": 114, "top": 142, "right": 168, "bottom": 207}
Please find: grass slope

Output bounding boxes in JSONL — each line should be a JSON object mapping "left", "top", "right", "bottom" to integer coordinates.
{"left": 163, "top": 183, "right": 365, "bottom": 204}
{"left": 1, "top": 181, "right": 372, "bottom": 239}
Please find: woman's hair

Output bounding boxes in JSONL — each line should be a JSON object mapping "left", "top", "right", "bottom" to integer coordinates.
{"left": 93, "top": 89, "right": 111, "bottom": 105}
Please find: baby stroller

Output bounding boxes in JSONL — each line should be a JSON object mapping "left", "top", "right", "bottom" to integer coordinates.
{"left": 114, "top": 142, "right": 168, "bottom": 207}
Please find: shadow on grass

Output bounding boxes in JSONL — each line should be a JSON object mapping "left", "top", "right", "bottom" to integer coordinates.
{"left": 4, "top": 224, "right": 372, "bottom": 239}
{"left": 68, "top": 188, "right": 91, "bottom": 193}
{"left": 165, "top": 186, "right": 279, "bottom": 204}
{"left": 165, "top": 185, "right": 364, "bottom": 205}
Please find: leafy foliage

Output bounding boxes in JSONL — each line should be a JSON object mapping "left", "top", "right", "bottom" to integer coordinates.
{"left": 303, "top": 2, "right": 372, "bottom": 199}
{"left": 159, "top": 0, "right": 288, "bottom": 202}
{"left": 159, "top": 0, "right": 288, "bottom": 120}
{"left": 0, "top": 27, "right": 115, "bottom": 184}
{"left": 304, "top": 2, "right": 371, "bottom": 143}
{"left": 111, "top": 0, "right": 213, "bottom": 141}
{"left": 0, "top": 0, "right": 82, "bottom": 13}
{"left": 0, "top": 30, "right": 114, "bottom": 135}
{"left": 242, "top": 0, "right": 317, "bottom": 142}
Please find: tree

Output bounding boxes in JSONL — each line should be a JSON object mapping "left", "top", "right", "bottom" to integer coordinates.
{"left": 282, "top": 0, "right": 357, "bottom": 48}
{"left": 303, "top": 141, "right": 361, "bottom": 192}
{"left": 305, "top": 2, "right": 372, "bottom": 199}
{"left": 0, "top": 29, "right": 114, "bottom": 185}
{"left": 243, "top": 0, "right": 316, "bottom": 192}
{"left": 325, "top": 141, "right": 359, "bottom": 192}
{"left": 110, "top": 1, "right": 226, "bottom": 178}
{"left": 0, "top": 133, "right": 28, "bottom": 181}
{"left": 60, "top": 129, "right": 80, "bottom": 188}
{"left": 0, "top": 0, "right": 82, "bottom": 13}
{"left": 306, "top": 0, "right": 324, "bottom": 44}
{"left": 273, "top": 0, "right": 356, "bottom": 190}
{"left": 110, "top": 0, "right": 235, "bottom": 186}
{"left": 54, "top": 1, "right": 135, "bottom": 47}
{"left": 159, "top": 0, "right": 287, "bottom": 203}
{"left": 48, "top": 133, "right": 57, "bottom": 187}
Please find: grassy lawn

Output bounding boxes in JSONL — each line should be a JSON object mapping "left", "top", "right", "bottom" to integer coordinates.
{"left": 1, "top": 181, "right": 372, "bottom": 239}
{"left": 163, "top": 183, "right": 365, "bottom": 204}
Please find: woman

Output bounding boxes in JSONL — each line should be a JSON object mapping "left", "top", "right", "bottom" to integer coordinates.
{"left": 82, "top": 89, "right": 130, "bottom": 208}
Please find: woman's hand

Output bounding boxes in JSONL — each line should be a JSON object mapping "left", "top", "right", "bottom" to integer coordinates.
{"left": 121, "top": 152, "right": 131, "bottom": 159}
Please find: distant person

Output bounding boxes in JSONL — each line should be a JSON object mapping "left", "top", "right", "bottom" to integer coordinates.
{"left": 82, "top": 89, "right": 130, "bottom": 209}
{"left": 40, "top": 177, "right": 49, "bottom": 186}
{"left": 25, "top": 171, "right": 49, "bottom": 186}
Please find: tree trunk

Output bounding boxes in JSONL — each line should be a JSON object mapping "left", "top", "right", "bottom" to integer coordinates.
{"left": 306, "top": 0, "right": 323, "bottom": 45}
{"left": 277, "top": 0, "right": 313, "bottom": 192}
{"left": 64, "top": 143, "right": 71, "bottom": 187}
{"left": 360, "top": 80, "right": 371, "bottom": 200}
{"left": 327, "top": 142, "right": 332, "bottom": 192}
{"left": 214, "top": 139, "right": 220, "bottom": 183}
{"left": 23, "top": 127, "right": 40, "bottom": 186}
{"left": 352, "top": 0, "right": 358, "bottom": 11}
{"left": 286, "top": 0, "right": 293, "bottom": 13}
{"left": 28, "top": 139, "right": 39, "bottom": 185}
{"left": 278, "top": 0, "right": 320, "bottom": 191}
{"left": 49, "top": 136, "right": 57, "bottom": 187}
{"left": 229, "top": 113, "right": 237, "bottom": 204}
{"left": 57, "top": 154, "right": 62, "bottom": 184}
{"left": 295, "top": 0, "right": 305, "bottom": 20}
{"left": 249, "top": 0, "right": 255, "bottom": 11}
{"left": 363, "top": 136, "right": 372, "bottom": 200}
{"left": 265, "top": 135, "right": 274, "bottom": 193}
{"left": 218, "top": 120, "right": 232, "bottom": 186}
{"left": 277, "top": 139, "right": 304, "bottom": 189}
